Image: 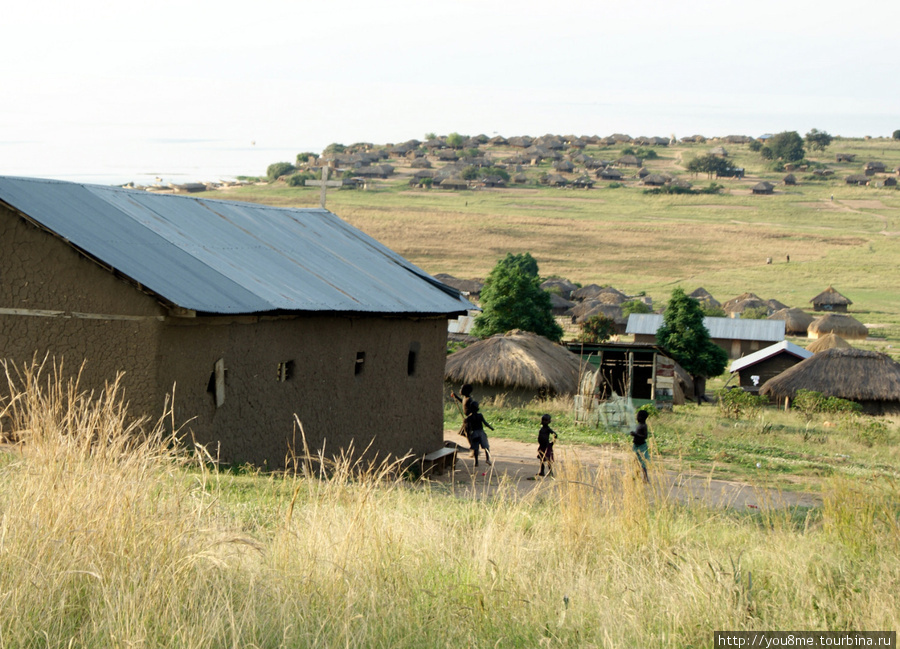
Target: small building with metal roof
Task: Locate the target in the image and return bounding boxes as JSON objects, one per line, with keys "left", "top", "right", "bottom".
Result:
{"left": 0, "top": 176, "right": 472, "bottom": 467}
{"left": 626, "top": 313, "right": 785, "bottom": 359}
{"left": 728, "top": 340, "right": 813, "bottom": 393}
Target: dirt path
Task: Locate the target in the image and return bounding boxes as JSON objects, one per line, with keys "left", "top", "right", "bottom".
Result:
{"left": 433, "top": 432, "right": 821, "bottom": 511}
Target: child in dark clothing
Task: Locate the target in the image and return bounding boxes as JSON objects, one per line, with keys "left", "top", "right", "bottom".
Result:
{"left": 536, "top": 414, "right": 557, "bottom": 477}
{"left": 466, "top": 401, "right": 494, "bottom": 467}
{"left": 629, "top": 409, "right": 650, "bottom": 483}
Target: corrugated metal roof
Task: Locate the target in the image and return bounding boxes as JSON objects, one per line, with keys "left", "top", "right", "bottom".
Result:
{"left": 729, "top": 340, "right": 812, "bottom": 373}
{"left": 0, "top": 176, "right": 473, "bottom": 316}
{"left": 627, "top": 313, "right": 785, "bottom": 341}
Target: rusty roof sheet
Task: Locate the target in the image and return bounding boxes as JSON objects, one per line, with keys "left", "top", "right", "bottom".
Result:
{"left": 627, "top": 314, "right": 785, "bottom": 341}
{"left": 0, "top": 176, "right": 472, "bottom": 316}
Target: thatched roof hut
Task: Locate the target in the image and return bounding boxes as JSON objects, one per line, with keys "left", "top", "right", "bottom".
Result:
{"left": 444, "top": 330, "right": 584, "bottom": 404}
{"left": 541, "top": 278, "right": 578, "bottom": 299}
{"left": 595, "top": 286, "right": 628, "bottom": 305}
{"left": 808, "top": 313, "right": 868, "bottom": 341}
{"left": 752, "top": 181, "right": 775, "bottom": 194}
{"left": 726, "top": 298, "right": 769, "bottom": 316}
{"left": 807, "top": 332, "right": 852, "bottom": 353}
{"left": 759, "top": 349, "right": 900, "bottom": 414}
{"left": 723, "top": 292, "right": 763, "bottom": 313}
{"left": 433, "top": 273, "right": 484, "bottom": 297}
{"left": 783, "top": 173, "right": 797, "bottom": 185}
{"left": 767, "top": 299, "right": 789, "bottom": 312}
{"left": 768, "top": 307, "right": 814, "bottom": 335}
{"left": 810, "top": 286, "right": 852, "bottom": 312}
{"left": 689, "top": 287, "right": 721, "bottom": 308}
{"left": 571, "top": 302, "right": 626, "bottom": 330}
{"left": 547, "top": 292, "right": 576, "bottom": 315}
{"left": 571, "top": 284, "right": 604, "bottom": 301}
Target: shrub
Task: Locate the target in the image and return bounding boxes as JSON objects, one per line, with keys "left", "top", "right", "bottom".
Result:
{"left": 893, "top": 129, "right": 900, "bottom": 140}
{"left": 740, "top": 306, "right": 769, "bottom": 320}
{"left": 286, "top": 172, "right": 316, "bottom": 187}
{"left": 295, "top": 152, "right": 319, "bottom": 165}
{"left": 749, "top": 140, "right": 763, "bottom": 152}
{"left": 716, "top": 387, "right": 768, "bottom": 419}
{"left": 266, "top": 162, "right": 296, "bottom": 181}
{"left": 793, "top": 389, "right": 860, "bottom": 422}
{"left": 621, "top": 299, "right": 651, "bottom": 317}
{"left": 578, "top": 314, "right": 616, "bottom": 343}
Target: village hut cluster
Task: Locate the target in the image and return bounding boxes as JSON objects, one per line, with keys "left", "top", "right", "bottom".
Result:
{"left": 442, "top": 278, "right": 900, "bottom": 418}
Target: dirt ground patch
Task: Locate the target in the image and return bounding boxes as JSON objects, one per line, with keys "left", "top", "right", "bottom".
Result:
{"left": 431, "top": 432, "right": 821, "bottom": 511}
{"left": 839, "top": 199, "right": 888, "bottom": 209}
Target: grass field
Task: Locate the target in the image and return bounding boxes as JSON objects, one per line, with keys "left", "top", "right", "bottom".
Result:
{"left": 219, "top": 136, "right": 900, "bottom": 345}
{"left": 1, "top": 369, "right": 898, "bottom": 647}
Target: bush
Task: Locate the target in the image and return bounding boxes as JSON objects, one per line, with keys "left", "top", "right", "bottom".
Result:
{"left": 793, "top": 389, "right": 860, "bottom": 422}
{"left": 577, "top": 314, "right": 616, "bottom": 343}
{"left": 295, "top": 152, "right": 319, "bottom": 165}
{"left": 701, "top": 304, "right": 727, "bottom": 317}
{"left": 740, "top": 306, "right": 770, "bottom": 320}
{"left": 286, "top": 172, "right": 316, "bottom": 187}
{"left": 266, "top": 162, "right": 296, "bottom": 181}
{"left": 893, "top": 130, "right": 900, "bottom": 140}
{"left": 749, "top": 140, "right": 763, "bottom": 152}
{"left": 716, "top": 387, "right": 768, "bottom": 419}
{"left": 621, "top": 299, "right": 651, "bottom": 317}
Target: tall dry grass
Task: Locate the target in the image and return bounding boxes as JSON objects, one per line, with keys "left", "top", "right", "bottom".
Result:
{"left": 0, "top": 360, "right": 897, "bottom": 648}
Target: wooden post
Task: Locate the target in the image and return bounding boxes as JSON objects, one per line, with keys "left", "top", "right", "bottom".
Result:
{"left": 304, "top": 162, "right": 343, "bottom": 209}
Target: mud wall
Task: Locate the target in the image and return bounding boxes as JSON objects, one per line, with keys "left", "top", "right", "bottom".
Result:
{"left": 158, "top": 315, "right": 448, "bottom": 467}
{"left": 0, "top": 206, "right": 164, "bottom": 419}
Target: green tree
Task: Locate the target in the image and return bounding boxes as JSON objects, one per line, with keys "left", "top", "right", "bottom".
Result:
{"left": 765, "top": 131, "right": 805, "bottom": 163}
{"left": 295, "top": 152, "right": 319, "bottom": 165}
{"left": 322, "top": 143, "right": 346, "bottom": 156}
{"left": 893, "top": 130, "right": 900, "bottom": 140}
{"left": 686, "top": 154, "right": 732, "bottom": 179}
{"left": 472, "top": 253, "right": 563, "bottom": 342}
{"left": 266, "top": 162, "right": 296, "bottom": 181}
{"left": 578, "top": 314, "right": 616, "bottom": 343}
{"left": 621, "top": 299, "right": 652, "bottom": 318}
{"left": 446, "top": 132, "right": 466, "bottom": 149}
{"left": 805, "top": 128, "right": 833, "bottom": 152}
{"left": 656, "top": 288, "right": 728, "bottom": 385}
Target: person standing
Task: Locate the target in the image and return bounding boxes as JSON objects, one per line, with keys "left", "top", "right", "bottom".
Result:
{"left": 465, "top": 400, "right": 494, "bottom": 467}
{"left": 536, "top": 414, "right": 557, "bottom": 477}
{"left": 629, "top": 409, "right": 651, "bottom": 483}
{"left": 450, "top": 383, "right": 475, "bottom": 439}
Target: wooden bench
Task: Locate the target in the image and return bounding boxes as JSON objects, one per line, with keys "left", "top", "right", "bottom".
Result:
{"left": 421, "top": 446, "right": 459, "bottom": 477}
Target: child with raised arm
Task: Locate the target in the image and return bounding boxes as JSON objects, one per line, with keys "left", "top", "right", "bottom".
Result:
{"left": 465, "top": 400, "right": 494, "bottom": 467}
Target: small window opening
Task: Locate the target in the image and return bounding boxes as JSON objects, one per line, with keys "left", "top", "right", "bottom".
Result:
{"left": 206, "top": 358, "right": 226, "bottom": 408}
{"left": 355, "top": 351, "right": 366, "bottom": 376}
{"left": 277, "top": 360, "right": 295, "bottom": 382}
{"left": 407, "top": 342, "right": 420, "bottom": 377}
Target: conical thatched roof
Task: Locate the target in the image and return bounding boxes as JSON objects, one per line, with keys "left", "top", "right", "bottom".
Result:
{"left": 807, "top": 332, "right": 852, "bottom": 353}
{"left": 573, "top": 303, "right": 625, "bottom": 325}
{"left": 767, "top": 299, "right": 789, "bottom": 312}
{"left": 689, "top": 287, "right": 721, "bottom": 308}
{"left": 444, "top": 330, "right": 582, "bottom": 394}
{"left": 433, "top": 273, "right": 484, "bottom": 296}
{"left": 810, "top": 285, "right": 852, "bottom": 307}
{"left": 760, "top": 348, "right": 900, "bottom": 403}
{"left": 571, "top": 284, "right": 604, "bottom": 301}
{"left": 768, "top": 307, "right": 814, "bottom": 335}
{"left": 541, "top": 278, "right": 578, "bottom": 298}
{"left": 727, "top": 298, "right": 769, "bottom": 315}
{"left": 723, "top": 292, "right": 763, "bottom": 312}
{"left": 595, "top": 286, "right": 628, "bottom": 305}
{"left": 808, "top": 313, "right": 868, "bottom": 340}
{"left": 567, "top": 298, "right": 602, "bottom": 318}
{"left": 547, "top": 292, "right": 575, "bottom": 310}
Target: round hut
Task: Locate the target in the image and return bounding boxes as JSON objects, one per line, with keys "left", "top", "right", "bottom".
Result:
{"left": 571, "top": 284, "right": 604, "bottom": 301}
{"left": 727, "top": 297, "right": 770, "bottom": 317}
{"left": 810, "top": 286, "right": 852, "bottom": 312}
{"left": 540, "top": 278, "right": 578, "bottom": 299}
{"left": 760, "top": 348, "right": 900, "bottom": 414}
{"left": 433, "top": 273, "right": 484, "bottom": 299}
{"left": 768, "top": 307, "right": 814, "bottom": 335}
{"left": 723, "top": 292, "right": 763, "bottom": 313}
{"left": 595, "top": 286, "right": 628, "bottom": 305}
{"left": 806, "top": 332, "right": 852, "bottom": 353}
{"left": 444, "top": 330, "right": 584, "bottom": 405}
{"left": 808, "top": 313, "right": 868, "bottom": 341}
{"left": 571, "top": 303, "right": 627, "bottom": 333}
{"left": 689, "top": 287, "right": 721, "bottom": 308}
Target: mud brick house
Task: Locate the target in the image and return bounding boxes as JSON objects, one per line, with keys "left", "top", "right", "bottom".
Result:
{"left": 0, "top": 176, "right": 471, "bottom": 467}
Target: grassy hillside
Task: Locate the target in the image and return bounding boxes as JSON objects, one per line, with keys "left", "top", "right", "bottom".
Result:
{"left": 219, "top": 136, "right": 900, "bottom": 353}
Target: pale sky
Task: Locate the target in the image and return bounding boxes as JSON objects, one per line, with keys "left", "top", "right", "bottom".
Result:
{"left": 2, "top": 0, "right": 898, "bottom": 183}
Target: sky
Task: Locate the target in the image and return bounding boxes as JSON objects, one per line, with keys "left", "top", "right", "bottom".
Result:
{"left": 2, "top": 0, "right": 898, "bottom": 185}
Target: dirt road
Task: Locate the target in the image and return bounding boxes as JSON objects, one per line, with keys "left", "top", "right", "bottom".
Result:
{"left": 434, "top": 432, "right": 821, "bottom": 511}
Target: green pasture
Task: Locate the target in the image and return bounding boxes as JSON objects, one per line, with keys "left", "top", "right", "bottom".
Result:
{"left": 220, "top": 137, "right": 900, "bottom": 343}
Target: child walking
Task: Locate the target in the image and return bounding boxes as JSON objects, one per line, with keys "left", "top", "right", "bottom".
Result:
{"left": 466, "top": 401, "right": 494, "bottom": 467}
{"left": 536, "top": 413, "right": 557, "bottom": 477}
{"left": 629, "top": 409, "right": 651, "bottom": 483}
